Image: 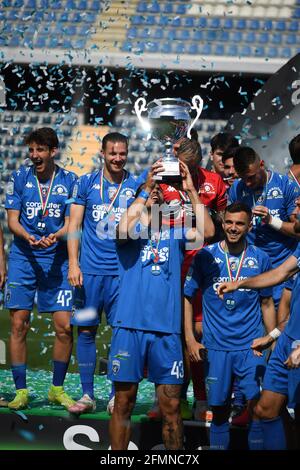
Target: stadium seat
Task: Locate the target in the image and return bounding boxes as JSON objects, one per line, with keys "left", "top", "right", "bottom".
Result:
{"left": 160, "top": 42, "right": 172, "bottom": 54}
{"left": 214, "top": 44, "right": 225, "bottom": 56}
{"left": 286, "top": 34, "right": 296, "bottom": 45}
{"left": 188, "top": 43, "right": 198, "bottom": 55}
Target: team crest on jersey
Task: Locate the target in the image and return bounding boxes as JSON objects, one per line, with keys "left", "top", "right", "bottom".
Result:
{"left": 6, "top": 181, "right": 14, "bottom": 195}
{"left": 52, "top": 184, "right": 68, "bottom": 196}
{"left": 120, "top": 187, "right": 135, "bottom": 200}
{"left": 112, "top": 359, "right": 120, "bottom": 375}
{"left": 108, "top": 186, "right": 117, "bottom": 200}
{"left": 200, "top": 182, "right": 215, "bottom": 194}
{"left": 244, "top": 257, "right": 258, "bottom": 269}
{"left": 267, "top": 187, "right": 283, "bottom": 199}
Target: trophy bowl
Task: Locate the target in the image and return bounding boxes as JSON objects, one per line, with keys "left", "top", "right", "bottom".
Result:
{"left": 135, "top": 96, "right": 203, "bottom": 184}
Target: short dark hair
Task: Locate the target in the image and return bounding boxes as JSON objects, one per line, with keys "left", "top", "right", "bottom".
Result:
{"left": 222, "top": 146, "right": 240, "bottom": 164}
{"left": 225, "top": 201, "right": 252, "bottom": 221}
{"left": 24, "top": 127, "right": 59, "bottom": 149}
{"left": 102, "top": 132, "right": 128, "bottom": 151}
{"left": 210, "top": 132, "right": 239, "bottom": 153}
{"left": 289, "top": 134, "right": 300, "bottom": 164}
{"left": 233, "top": 146, "right": 260, "bottom": 175}
{"left": 177, "top": 138, "right": 202, "bottom": 162}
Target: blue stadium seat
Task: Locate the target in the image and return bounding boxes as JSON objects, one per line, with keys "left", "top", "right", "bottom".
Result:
{"left": 65, "top": 25, "right": 77, "bottom": 36}
{"left": 236, "top": 19, "right": 246, "bottom": 30}
{"left": 163, "top": 3, "right": 173, "bottom": 14}
{"left": 286, "top": 34, "right": 296, "bottom": 45}
{"left": 26, "top": 0, "right": 36, "bottom": 7}
{"left": 240, "top": 45, "right": 251, "bottom": 57}
{"left": 227, "top": 44, "right": 238, "bottom": 56}
{"left": 219, "top": 31, "right": 229, "bottom": 42}
{"left": 249, "top": 19, "right": 259, "bottom": 30}
{"left": 145, "top": 16, "right": 155, "bottom": 25}
{"left": 171, "top": 17, "right": 181, "bottom": 27}
{"left": 45, "top": 11, "right": 56, "bottom": 21}
{"left": 289, "top": 21, "right": 298, "bottom": 31}
{"left": 174, "top": 42, "right": 185, "bottom": 54}
{"left": 193, "top": 30, "right": 203, "bottom": 41}
{"left": 137, "top": 2, "right": 147, "bottom": 13}
{"left": 258, "top": 32, "right": 269, "bottom": 44}
{"left": 271, "top": 33, "right": 282, "bottom": 44}
{"left": 223, "top": 18, "right": 233, "bottom": 29}
{"left": 263, "top": 20, "right": 273, "bottom": 31}
{"left": 153, "top": 28, "right": 163, "bottom": 39}
{"left": 254, "top": 46, "right": 265, "bottom": 57}
{"left": 128, "top": 27, "right": 137, "bottom": 39}
{"left": 176, "top": 4, "right": 186, "bottom": 14}
{"left": 148, "top": 2, "right": 160, "bottom": 13}
{"left": 8, "top": 36, "right": 19, "bottom": 47}
{"left": 281, "top": 47, "right": 292, "bottom": 58}
{"left": 197, "top": 18, "right": 207, "bottom": 28}
{"left": 178, "top": 30, "right": 190, "bottom": 41}
{"left": 122, "top": 40, "right": 132, "bottom": 52}
{"left": 245, "top": 32, "right": 256, "bottom": 43}
{"left": 35, "top": 36, "right": 46, "bottom": 48}
{"left": 74, "top": 39, "right": 86, "bottom": 49}
{"left": 201, "top": 44, "right": 212, "bottom": 55}
{"left": 158, "top": 16, "right": 169, "bottom": 26}
{"left": 160, "top": 42, "right": 172, "bottom": 53}
{"left": 90, "top": 0, "right": 100, "bottom": 11}
{"left": 145, "top": 42, "right": 159, "bottom": 53}
{"left": 66, "top": 0, "right": 76, "bottom": 8}
{"left": 267, "top": 46, "right": 278, "bottom": 58}
{"left": 205, "top": 30, "right": 217, "bottom": 41}
{"left": 188, "top": 43, "right": 198, "bottom": 54}
{"left": 183, "top": 17, "right": 194, "bottom": 28}
{"left": 293, "top": 8, "right": 300, "bottom": 18}
{"left": 275, "top": 21, "right": 286, "bottom": 31}
{"left": 78, "top": 0, "right": 87, "bottom": 9}
{"left": 214, "top": 44, "right": 225, "bottom": 56}
{"left": 131, "top": 15, "right": 143, "bottom": 25}
{"left": 52, "top": 1, "right": 62, "bottom": 8}
{"left": 232, "top": 31, "right": 242, "bottom": 42}
{"left": 60, "top": 12, "right": 70, "bottom": 22}
{"left": 209, "top": 18, "right": 220, "bottom": 29}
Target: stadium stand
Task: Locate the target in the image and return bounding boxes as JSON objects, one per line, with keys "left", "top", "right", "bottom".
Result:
{"left": 0, "top": 0, "right": 299, "bottom": 60}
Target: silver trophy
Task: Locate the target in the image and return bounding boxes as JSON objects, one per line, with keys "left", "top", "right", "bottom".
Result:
{"left": 134, "top": 95, "right": 203, "bottom": 183}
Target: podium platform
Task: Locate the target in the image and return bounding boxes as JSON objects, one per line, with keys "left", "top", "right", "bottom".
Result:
{"left": 0, "top": 370, "right": 248, "bottom": 450}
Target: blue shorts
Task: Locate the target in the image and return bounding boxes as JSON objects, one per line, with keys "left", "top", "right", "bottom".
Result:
{"left": 108, "top": 327, "right": 184, "bottom": 385}
{"left": 273, "top": 282, "right": 285, "bottom": 310}
{"left": 71, "top": 274, "right": 119, "bottom": 327}
{"left": 205, "top": 348, "right": 266, "bottom": 406}
{"left": 5, "top": 258, "right": 72, "bottom": 313}
{"left": 263, "top": 332, "right": 300, "bottom": 404}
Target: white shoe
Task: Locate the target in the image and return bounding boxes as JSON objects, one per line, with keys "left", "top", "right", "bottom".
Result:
{"left": 106, "top": 395, "right": 115, "bottom": 415}
{"left": 68, "top": 394, "right": 96, "bottom": 415}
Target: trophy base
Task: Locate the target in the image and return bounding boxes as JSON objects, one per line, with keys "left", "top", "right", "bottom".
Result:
{"left": 153, "top": 174, "right": 182, "bottom": 185}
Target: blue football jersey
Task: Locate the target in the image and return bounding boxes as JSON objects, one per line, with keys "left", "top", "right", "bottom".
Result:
{"left": 229, "top": 171, "right": 300, "bottom": 267}
{"left": 73, "top": 169, "right": 138, "bottom": 275}
{"left": 184, "top": 242, "right": 273, "bottom": 350}
{"left": 5, "top": 164, "right": 77, "bottom": 264}
{"left": 113, "top": 225, "right": 187, "bottom": 334}
{"left": 285, "top": 243, "right": 300, "bottom": 340}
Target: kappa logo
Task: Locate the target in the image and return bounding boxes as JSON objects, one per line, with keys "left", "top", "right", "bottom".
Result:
{"left": 214, "top": 257, "right": 223, "bottom": 264}
{"left": 167, "top": 186, "right": 177, "bottom": 192}
{"left": 25, "top": 182, "right": 34, "bottom": 189}
{"left": 92, "top": 184, "right": 100, "bottom": 190}
{"left": 112, "top": 359, "right": 120, "bottom": 375}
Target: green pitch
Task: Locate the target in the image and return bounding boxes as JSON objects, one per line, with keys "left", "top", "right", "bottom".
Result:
{"left": 0, "top": 306, "right": 111, "bottom": 373}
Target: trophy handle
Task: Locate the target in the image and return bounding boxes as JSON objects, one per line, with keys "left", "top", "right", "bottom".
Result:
{"left": 134, "top": 97, "right": 150, "bottom": 133}
{"left": 187, "top": 95, "right": 203, "bottom": 139}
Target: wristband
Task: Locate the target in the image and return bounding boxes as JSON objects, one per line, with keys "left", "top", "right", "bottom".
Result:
{"left": 269, "top": 217, "right": 283, "bottom": 231}
{"left": 138, "top": 189, "right": 150, "bottom": 201}
{"left": 269, "top": 328, "right": 281, "bottom": 340}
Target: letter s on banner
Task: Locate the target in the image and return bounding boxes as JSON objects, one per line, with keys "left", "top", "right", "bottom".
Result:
{"left": 63, "top": 425, "right": 99, "bottom": 450}
{"left": 291, "top": 80, "right": 300, "bottom": 106}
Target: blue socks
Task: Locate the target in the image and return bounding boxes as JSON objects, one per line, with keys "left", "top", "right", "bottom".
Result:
{"left": 210, "top": 422, "right": 230, "bottom": 450}
{"left": 53, "top": 360, "right": 69, "bottom": 387}
{"left": 261, "top": 416, "right": 286, "bottom": 450}
{"left": 232, "top": 379, "right": 245, "bottom": 407}
{"left": 11, "top": 364, "right": 27, "bottom": 390}
{"left": 77, "top": 330, "right": 96, "bottom": 399}
{"left": 248, "top": 420, "right": 264, "bottom": 450}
